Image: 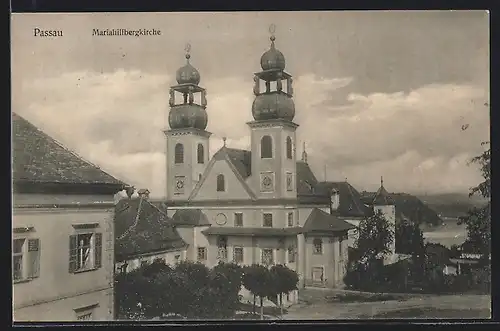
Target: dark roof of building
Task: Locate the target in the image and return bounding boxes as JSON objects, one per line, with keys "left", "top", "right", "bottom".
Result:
{"left": 12, "top": 113, "right": 125, "bottom": 187}
{"left": 303, "top": 208, "right": 356, "bottom": 233}
{"left": 114, "top": 198, "right": 187, "bottom": 261}
{"left": 224, "top": 148, "right": 252, "bottom": 179}
{"left": 171, "top": 209, "right": 211, "bottom": 227}
{"left": 360, "top": 192, "right": 442, "bottom": 226}
{"left": 296, "top": 160, "right": 319, "bottom": 195}
{"left": 315, "top": 181, "right": 371, "bottom": 218}
{"left": 372, "top": 184, "right": 394, "bottom": 206}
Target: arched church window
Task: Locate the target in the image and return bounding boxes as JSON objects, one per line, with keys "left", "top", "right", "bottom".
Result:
{"left": 261, "top": 135, "right": 273, "bottom": 159}
{"left": 286, "top": 136, "right": 293, "bottom": 159}
{"left": 175, "top": 143, "right": 184, "bottom": 164}
{"left": 217, "top": 174, "right": 225, "bottom": 192}
{"left": 197, "top": 144, "right": 204, "bottom": 164}
{"left": 313, "top": 238, "right": 323, "bottom": 255}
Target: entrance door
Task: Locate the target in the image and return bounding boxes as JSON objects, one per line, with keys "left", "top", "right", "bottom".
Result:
{"left": 311, "top": 267, "right": 324, "bottom": 285}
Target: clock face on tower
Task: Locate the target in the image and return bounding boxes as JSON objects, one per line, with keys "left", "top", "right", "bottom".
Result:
{"left": 174, "top": 176, "right": 186, "bottom": 194}
{"left": 260, "top": 172, "right": 274, "bottom": 192}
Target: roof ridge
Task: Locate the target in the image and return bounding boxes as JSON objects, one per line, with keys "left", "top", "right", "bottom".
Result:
{"left": 117, "top": 197, "right": 144, "bottom": 240}
{"left": 345, "top": 182, "right": 365, "bottom": 213}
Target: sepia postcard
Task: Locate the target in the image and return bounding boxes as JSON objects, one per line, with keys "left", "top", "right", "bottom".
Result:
{"left": 11, "top": 11, "right": 491, "bottom": 322}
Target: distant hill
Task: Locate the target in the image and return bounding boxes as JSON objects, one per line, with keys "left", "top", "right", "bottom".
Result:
{"left": 416, "top": 193, "right": 488, "bottom": 218}
{"left": 360, "top": 192, "right": 442, "bottom": 227}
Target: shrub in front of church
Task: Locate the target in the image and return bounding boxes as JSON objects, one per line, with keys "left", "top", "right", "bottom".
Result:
{"left": 242, "top": 264, "right": 275, "bottom": 319}
{"left": 115, "top": 260, "right": 243, "bottom": 319}
{"left": 269, "top": 264, "right": 299, "bottom": 317}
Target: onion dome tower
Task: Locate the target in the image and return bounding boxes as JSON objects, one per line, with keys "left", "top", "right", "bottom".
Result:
{"left": 251, "top": 24, "right": 295, "bottom": 121}
{"left": 248, "top": 25, "right": 298, "bottom": 200}
{"left": 168, "top": 43, "right": 208, "bottom": 130}
{"left": 165, "top": 44, "right": 211, "bottom": 201}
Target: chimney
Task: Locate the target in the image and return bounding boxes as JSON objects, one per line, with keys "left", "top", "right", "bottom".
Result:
{"left": 138, "top": 189, "right": 150, "bottom": 200}
{"left": 330, "top": 188, "right": 340, "bottom": 213}
{"left": 125, "top": 186, "right": 135, "bottom": 199}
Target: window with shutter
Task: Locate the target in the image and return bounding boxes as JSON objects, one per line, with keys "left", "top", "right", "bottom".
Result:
{"left": 69, "top": 232, "right": 102, "bottom": 273}
{"left": 13, "top": 238, "right": 26, "bottom": 282}
{"left": 27, "top": 239, "right": 40, "bottom": 279}
{"left": 94, "top": 233, "right": 102, "bottom": 269}
{"left": 69, "top": 235, "right": 78, "bottom": 273}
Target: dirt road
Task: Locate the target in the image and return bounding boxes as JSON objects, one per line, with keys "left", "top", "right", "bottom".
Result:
{"left": 282, "top": 292, "right": 491, "bottom": 320}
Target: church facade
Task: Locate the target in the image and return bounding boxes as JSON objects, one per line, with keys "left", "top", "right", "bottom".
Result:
{"left": 151, "top": 31, "right": 400, "bottom": 305}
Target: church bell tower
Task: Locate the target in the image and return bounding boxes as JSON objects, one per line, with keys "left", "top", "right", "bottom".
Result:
{"left": 165, "top": 44, "right": 211, "bottom": 200}
{"left": 248, "top": 25, "right": 298, "bottom": 199}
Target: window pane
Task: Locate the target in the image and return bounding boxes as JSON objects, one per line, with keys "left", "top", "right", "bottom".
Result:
{"left": 13, "top": 239, "right": 25, "bottom": 254}
{"left": 77, "top": 234, "right": 93, "bottom": 270}
{"left": 263, "top": 214, "right": 273, "bottom": 227}
{"left": 287, "top": 213, "right": 293, "bottom": 227}
{"left": 13, "top": 255, "right": 23, "bottom": 280}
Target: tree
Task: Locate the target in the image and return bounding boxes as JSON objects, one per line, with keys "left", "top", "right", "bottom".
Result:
{"left": 458, "top": 141, "right": 491, "bottom": 258}
{"left": 395, "top": 220, "right": 424, "bottom": 256}
{"left": 355, "top": 209, "right": 395, "bottom": 264}
{"left": 269, "top": 265, "right": 299, "bottom": 317}
{"left": 242, "top": 264, "right": 274, "bottom": 320}
{"left": 115, "top": 260, "right": 242, "bottom": 320}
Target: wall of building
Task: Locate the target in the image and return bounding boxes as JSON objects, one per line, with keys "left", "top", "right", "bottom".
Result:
{"left": 14, "top": 288, "right": 113, "bottom": 322}
{"left": 13, "top": 194, "right": 115, "bottom": 321}
{"left": 193, "top": 159, "right": 252, "bottom": 201}
{"left": 165, "top": 131, "right": 210, "bottom": 201}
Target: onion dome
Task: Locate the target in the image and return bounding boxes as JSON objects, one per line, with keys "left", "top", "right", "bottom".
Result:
{"left": 252, "top": 93, "right": 295, "bottom": 121}
{"left": 176, "top": 44, "right": 201, "bottom": 85}
{"left": 260, "top": 35, "right": 286, "bottom": 71}
{"left": 169, "top": 104, "right": 208, "bottom": 130}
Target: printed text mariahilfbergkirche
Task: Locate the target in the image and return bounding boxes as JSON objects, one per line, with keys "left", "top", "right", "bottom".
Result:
{"left": 92, "top": 28, "right": 161, "bottom": 37}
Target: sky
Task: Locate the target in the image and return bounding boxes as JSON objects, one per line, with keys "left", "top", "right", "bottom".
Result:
{"left": 11, "top": 11, "right": 490, "bottom": 198}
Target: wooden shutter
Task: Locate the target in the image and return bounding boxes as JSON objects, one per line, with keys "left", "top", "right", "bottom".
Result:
{"left": 27, "top": 239, "right": 40, "bottom": 278}
{"left": 94, "top": 233, "right": 102, "bottom": 269}
{"left": 69, "top": 235, "right": 78, "bottom": 273}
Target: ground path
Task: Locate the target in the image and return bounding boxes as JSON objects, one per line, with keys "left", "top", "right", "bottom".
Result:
{"left": 280, "top": 289, "right": 490, "bottom": 320}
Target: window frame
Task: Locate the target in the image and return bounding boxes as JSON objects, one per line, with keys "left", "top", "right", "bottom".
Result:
{"left": 234, "top": 213, "right": 243, "bottom": 227}
{"left": 287, "top": 212, "right": 294, "bottom": 227}
{"left": 69, "top": 228, "right": 102, "bottom": 274}
{"left": 197, "top": 143, "right": 205, "bottom": 164}
{"left": 262, "top": 213, "right": 273, "bottom": 228}
{"left": 12, "top": 238, "right": 26, "bottom": 282}
{"left": 216, "top": 174, "right": 226, "bottom": 192}
{"left": 287, "top": 246, "right": 296, "bottom": 263}
{"left": 174, "top": 143, "right": 184, "bottom": 164}
{"left": 197, "top": 247, "right": 207, "bottom": 261}
{"left": 74, "top": 303, "right": 99, "bottom": 321}
{"left": 261, "top": 248, "right": 274, "bottom": 266}
{"left": 260, "top": 135, "right": 273, "bottom": 159}
{"left": 12, "top": 234, "right": 40, "bottom": 283}
{"left": 313, "top": 238, "right": 323, "bottom": 255}
{"left": 233, "top": 246, "right": 244, "bottom": 264}
{"left": 286, "top": 136, "right": 293, "bottom": 159}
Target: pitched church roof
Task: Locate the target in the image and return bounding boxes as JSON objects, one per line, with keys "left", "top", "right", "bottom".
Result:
{"left": 114, "top": 197, "right": 187, "bottom": 261}
{"left": 171, "top": 209, "right": 211, "bottom": 227}
{"left": 211, "top": 146, "right": 321, "bottom": 197}
{"left": 303, "top": 208, "right": 356, "bottom": 233}
{"left": 296, "top": 160, "right": 319, "bottom": 195}
{"left": 315, "top": 181, "right": 371, "bottom": 217}
{"left": 12, "top": 113, "right": 125, "bottom": 187}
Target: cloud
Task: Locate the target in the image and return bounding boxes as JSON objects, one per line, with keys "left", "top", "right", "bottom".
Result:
{"left": 15, "top": 69, "right": 489, "bottom": 198}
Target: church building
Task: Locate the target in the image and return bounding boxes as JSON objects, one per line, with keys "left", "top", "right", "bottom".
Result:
{"left": 160, "top": 30, "right": 373, "bottom": 300}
